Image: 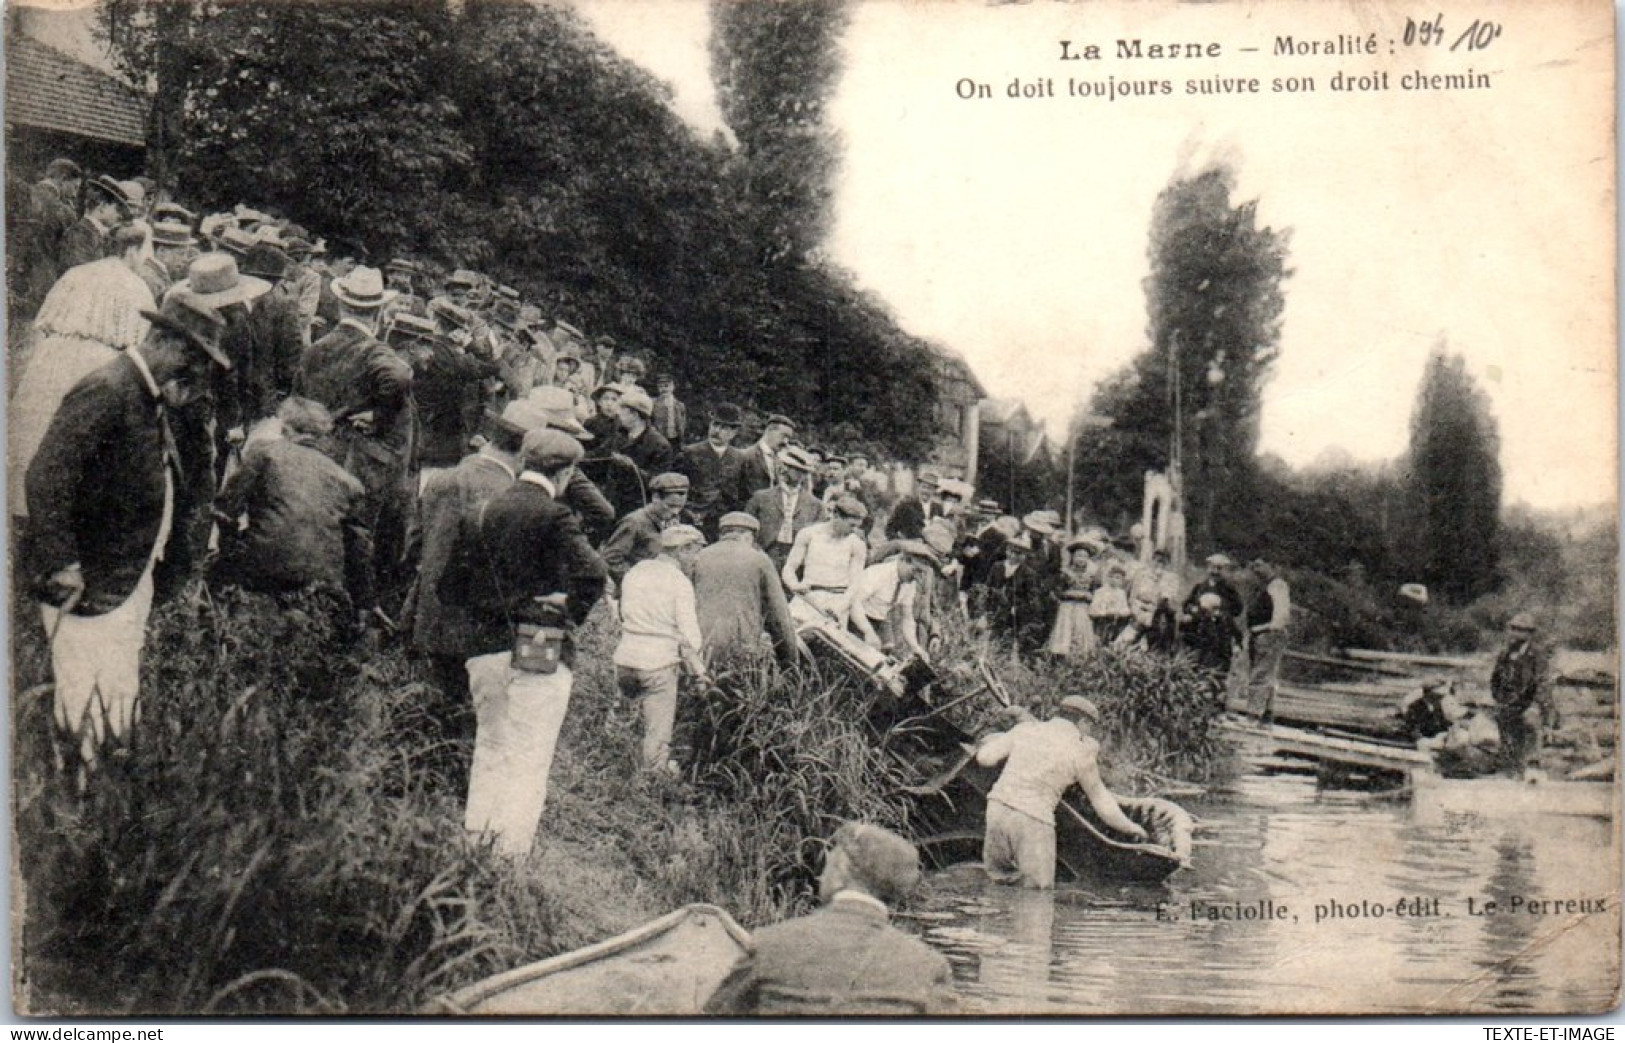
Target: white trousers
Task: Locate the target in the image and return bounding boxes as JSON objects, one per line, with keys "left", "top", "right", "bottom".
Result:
{"left": 463, "top": 652, "right": 573, "bottom": 857}
{"left": 41, "top": 569, "right": 155, "bottom": 763}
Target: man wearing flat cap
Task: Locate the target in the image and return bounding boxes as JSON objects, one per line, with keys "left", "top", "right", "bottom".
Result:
{"left": 735, "top": 413, "right": 795, "bottom": 506}
{"left": 614, "top": 524, "right": 711, "bottom": 775}
{"left": 692, "top": 512, "right": 801, "bottom": 668}
{"left": 1490, "top": 612, "right": 1556, "bottom": 775}
{"left": 745, "top": 445, "right": 821, "bottom": 573}
{"left": 850, "top": 541, "right": 939, "bottom": 663}
{"left": 612, "top": 384, "right": 673, "bottom": 478}
{"left": 705, "top": 822, "right": 956, "bottom": 1015}
{"left": 601, "top": 472, "right": 690, "bottom": 587}
{"left": 675, "top": 402, "right": 746, "bottom": 539}
{"left": 974, "top": 696, "right": 1147, "bottom": 889}
{"left": 25, "top": 291, "right": 230, "bottom": 765}
{"left": 445, "top": 428, "right": 606, "bottom": 856}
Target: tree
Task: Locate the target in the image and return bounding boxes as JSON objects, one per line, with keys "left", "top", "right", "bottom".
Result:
{"left": 710, "top": 0, "right": 850, "bottom": 267}
{"left": 1399, "top": 345, "right": 1503, "bottom": 603}
{"left": 1073, "top": 163, "right": 1291, "bottom": 551}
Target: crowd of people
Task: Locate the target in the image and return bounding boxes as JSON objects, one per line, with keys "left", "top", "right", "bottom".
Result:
{"left": 9, "top": 160, "right": 1302, "bottom": 844}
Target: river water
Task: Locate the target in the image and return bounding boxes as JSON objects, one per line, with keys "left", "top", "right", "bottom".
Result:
{"left": 907, "top": 769, "right": 1620, "bottom": 1015}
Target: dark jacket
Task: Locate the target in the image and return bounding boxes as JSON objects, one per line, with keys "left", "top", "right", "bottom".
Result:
{"left": 56, "top": 216, "right": 108, "bottom": 273}
{"left": 617, "top": 423, "right": 673, "bottom": 479}
{"left": 704, "top": 895, "right": 955, "bottom": 1016}
{"left": 297, "top": 321, "right": 415, "bottom": 453}
{"left": 735, "top": 442, "right": 778, "bottom": 507}
{"left": 676, "top": 440, "right": 746, "bottom": 527}
{"left": 246, "top": 286, "right": 307, "bottom": 421}
{"left": 1183, "top": 574, "right": 1244, "bottom": 621}
{"left": 600, "top": 505, "right": 669, "bottom": 586}
{"left": 692, "top": 537, "right": 799, "bottom": 666}
{"left": 213, "top": 436, "right": 373, "bottom": 606}
{"left": 886, "top": 495, "right": 926, "bottom": 540}
{"left": 745, "top": 484, "right": 821, "bottom": 549}
{"left": 408, "top": 339, "right": 496, "bottom": 468}
{"left": 442, "top": 476, "right": 606, "bottom": 657}
{"left": 558, "top": 468, "right": 616, "bottom": 546}
{"left": 405, "top": 453, "right": 515, "bottom": 657}
{"left": 24, "top": 354, "right": 200, "bottom": 613}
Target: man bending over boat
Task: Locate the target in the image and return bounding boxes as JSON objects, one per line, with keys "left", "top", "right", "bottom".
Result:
{"left": 704, "top": 822, "right": 956, "bottom": 1015}
{"left": 975, "top": 696, "right": 1147, "bottom": 889}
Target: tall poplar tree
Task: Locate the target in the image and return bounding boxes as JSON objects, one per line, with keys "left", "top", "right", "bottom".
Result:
{"left": 1400, "top": 345, "right": 1503, "bottom": 603}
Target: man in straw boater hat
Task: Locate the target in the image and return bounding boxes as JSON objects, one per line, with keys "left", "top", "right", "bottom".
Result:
{"left": 447, "top": 428, "right": 606, "bottom": 856}
{"left": 744, "top": 444, "right": 821, "bottom": 573}
{"left": 57, "top": 174, "right": 131, "bottom": 272}
{"left": 613, "top": 523, "right": 710, "bottom": 777}
{"left": 705, "top": 822, "right": 955, "bottom": 1015}
{"left": 297, "top": 265, "right": 414, "bottom": 613}
{"left": 404, "top": 397, "right": 552, "bottom": 796}
{"left": 166, "top": 252, "right": 273, "bottom": 477}
{"left": 691, "top": 511, "right": 801, "bottom": 669}
{"left": 973, "top": 696, "right": 1147, "bottom": 889}
{"left": 24, "top": 291, "right": 231, "bottom": 766}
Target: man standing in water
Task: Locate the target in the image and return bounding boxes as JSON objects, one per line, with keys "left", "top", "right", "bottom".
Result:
{"left": 1490, "top": 612, "right": 1557, "bottom": 775}
{"left": 975, "top": 696, "right": 1147, "bottom": 889}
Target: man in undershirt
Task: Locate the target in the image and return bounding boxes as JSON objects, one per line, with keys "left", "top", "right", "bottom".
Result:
{"left": 782, "top": 495, "right": 869, "bottom": 623}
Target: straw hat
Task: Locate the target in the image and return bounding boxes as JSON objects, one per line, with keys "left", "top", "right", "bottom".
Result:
{"left": 170, "top": 253, "right": 271, "bottom": 310}
{"left": 331, "top": 266, "right": 398, "bottom": 311}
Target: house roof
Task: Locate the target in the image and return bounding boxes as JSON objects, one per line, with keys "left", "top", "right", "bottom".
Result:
{"left": 6, "top": 36, "right": 145, "bottom": 147}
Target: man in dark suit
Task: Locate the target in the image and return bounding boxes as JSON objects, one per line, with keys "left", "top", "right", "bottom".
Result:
{"left": 17, "top": 158, "right": 81, "bottom": 313}
{"left": 601, "top": 472, "right": 689, "bottom": 586}
{"left": 745, "top": 446, "right": 822, "bottom": 572}
{"left": 449, "top": 428, "right": 606, "bottom": 857}
{"left": 705, "top": 822, "right": 956, "bottom": 1015}
{"left": 57, "top": 175, "right": 129, "bottom": 273}
{"left": 297, "top": 265, "right": 414, "bottom": 599}
{"left": 676, "top": 402, "right": 745, "bottom": 539}
{"left": 26, "top": 291, "right": 230, "bottom": 764}
{"left": 735, "top": 413, "right": 795, "bottom": 507}
{"left": 402, "top": 401, "right": 542, "bottom": 794}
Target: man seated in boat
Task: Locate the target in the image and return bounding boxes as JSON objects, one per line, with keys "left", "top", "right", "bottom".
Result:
{"left": 703, "top": 822, "right": 957, "bottom": 1016}
{"left": 974, "top": 696, "right": 1147, "bottom": 889}
{"left": 1402, "top": 683, "right": 1501, "bottom": 778}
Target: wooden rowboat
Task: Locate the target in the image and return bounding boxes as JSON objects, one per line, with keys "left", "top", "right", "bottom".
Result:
{"left": 427, "top": 904, "right": 751, "bottom": 1016}
{"left": 906, "top": 748, "right": 1195, "bottom": 884}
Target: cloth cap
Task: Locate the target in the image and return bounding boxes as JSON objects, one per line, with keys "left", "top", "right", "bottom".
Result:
{"left": 172, "top": 252, "right": 271, "bottom": 309}
{"left": 778, "top": 446, "right": 816, "bottom": 473}
{"left": 619, "top": 387, "right": 654, "bottom": 417}
{"left": 833, "top": 496, "right": 868, "bottom": 521}
{"left": 428, "top": 296, "right": 475, "bottom": 330}
{"left": 649, "top": 472, "right": 690, "bottom": 494}
{"left": 937, "top": 478, "right": 973, "bottom": 501}
{"left": 916, "top": 469, "right": 941, "bottom": 488}
{"left": 216, "top": 226, "right": 258, "bottom": 256}
{"left": 830, "top": 822, "right": 920, "bottom": 907}
{"left": 1205, "top": 553, "right": 1233, "bottom": 567}
{"left": 151, "top": 202, "right": 196, "bottom": 224}
{"left": 1508, "top": 612, "right": 1537, "bottom": 632}
{"left": 719, "top": 511, "right": 760, "bottom": 533}
{"left": 520, "top": 428, "right": 584, "bottom": 470}
{"left": 591, "top": 381, "right": 627, "bottom": 401}
{"left": 1398, "top": 582, "right": 1430, "bottom": 605}
{"left": 1058, "top": 695, "right": 1101, "bottom": 724}
{"left": 659, "top": 524, "right": 706, "bottom": 550}
{"left": 891, "top": 540, "right": 941, "bottom": 569}
{"left": 331, "top": 266, "right": 399, "bottom": 310}
{"left": 495, "top": 397, "right": 556, "bottom": 438}
{"left": 141, "top": 290, "right": 230, "bottom": 370}
{"left": 1023, "top": 511, "right": 1059, "bottom": 536}
{"left": 764, "top": 413, "right": 796, "bottom": 432}
{"left": 523, "top": 386, "right": 590, "bottom": 438}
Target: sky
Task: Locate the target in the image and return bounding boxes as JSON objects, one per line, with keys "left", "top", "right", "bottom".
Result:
{"left": 576, "top": 0, "right": 1616, "bottom": 510}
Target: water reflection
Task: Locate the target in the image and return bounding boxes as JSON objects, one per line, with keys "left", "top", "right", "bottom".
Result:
{"left": 914, "top": 771, "right": 1619, "bottom": 1014}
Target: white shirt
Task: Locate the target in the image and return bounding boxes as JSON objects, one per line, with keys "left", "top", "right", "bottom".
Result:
{"left": 976, "top": 718, "right": 1100, "bottom": 825}
{"left": 614, "top": 556, "right": 703, "bottom": 672}
{"left": 853, "top": 559, "right": 916, "bottom": 622}
{"left": 775, "top": 484, "right": 804, "bottom": 545}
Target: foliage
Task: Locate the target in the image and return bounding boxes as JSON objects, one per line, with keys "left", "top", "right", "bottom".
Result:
{"left": 15, "top": 586, "right": 553, "bottom": 1015}
{"left": 710, "top": 0, "right": 851, "bottom": 267}
{"left": 96, "top": 0, "right": 943, "bottom": 460}
{"left": 1075, "top": 162, "right": 1291, "bottom": 551}
{"left": 1398, "top": 345, "right": 1503, "bottom": 604}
